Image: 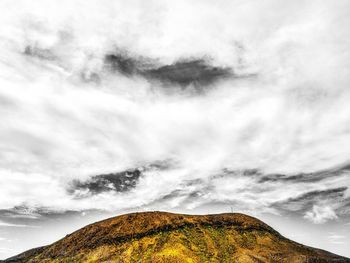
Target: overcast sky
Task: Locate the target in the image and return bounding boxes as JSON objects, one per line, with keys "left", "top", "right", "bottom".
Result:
{"left": 0, "top": 0, "right": 350, "bottom": 259}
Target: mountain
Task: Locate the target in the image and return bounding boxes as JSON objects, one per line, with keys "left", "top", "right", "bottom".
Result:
{"left": 3, "top": 212, "right": 349, "bottom": 263}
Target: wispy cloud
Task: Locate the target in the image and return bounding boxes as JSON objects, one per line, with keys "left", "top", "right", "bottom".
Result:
{"left": 0, "top": 221, "right": 39, "bottom": 228}
{"left": 328, "top": 233, "right": 347, "bottom": 245}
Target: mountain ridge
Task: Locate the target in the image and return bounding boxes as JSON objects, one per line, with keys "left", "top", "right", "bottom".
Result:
{"left": 3, "top": 211, "right": 350, "bottom": 263}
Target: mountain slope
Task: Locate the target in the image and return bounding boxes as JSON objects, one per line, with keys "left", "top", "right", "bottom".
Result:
{"left": 4, "top": 212, "right": 350, "bottom": 263}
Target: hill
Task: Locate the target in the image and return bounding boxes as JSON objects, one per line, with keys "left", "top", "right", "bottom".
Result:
{"left": 3, "top": 211, "right": 350, "bottom": 262}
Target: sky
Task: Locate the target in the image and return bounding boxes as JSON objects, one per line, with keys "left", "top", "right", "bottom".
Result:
{"left": 0, "top": 0, "right": 350, "bottom": 259}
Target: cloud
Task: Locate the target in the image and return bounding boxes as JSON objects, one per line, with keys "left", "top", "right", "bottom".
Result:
{"left": 304, "top": 205, "right": 338, "bottom": 224}
{"left": 70, "top": 168, "right": 142, "bottom": 197}
{"left": 104, "top": 52, "right": 234, "bottom": 88}
{"left": 0, "top": 221, "right": 35, "bottom": 228}
{"left": 0, "top": 0, "right": 349, "bottom": 221}
{"left": 328, "top": 233, "right": 347, "bottom": 245}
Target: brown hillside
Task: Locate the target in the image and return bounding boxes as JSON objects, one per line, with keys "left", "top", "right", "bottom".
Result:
{"left": 3, "top": 211, "right": 350, "bottom": 263}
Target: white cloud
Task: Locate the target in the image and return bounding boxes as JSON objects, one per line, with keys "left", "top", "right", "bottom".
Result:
{"left": 328, "top": 233, "right": 347, "bottom": 245}
{"left": 304, "top": 205, "right": 338, "bottom": 224}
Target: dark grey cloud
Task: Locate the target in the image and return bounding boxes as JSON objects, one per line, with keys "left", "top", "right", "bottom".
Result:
{"left": 275, "top": 187, "right": 347, "bottom": 213}
{"left": 105, "top": 53, "right": 142, "bottom": 76}
{"left": 259, "top": 163, "right": 350, "bottom": 183}
{"left": 104, "top": 52, "right": 232, "bottom": 87}
{"left": 69, "top": 169, "right": 142, "bottom": 196}
{"left": 68, "top": 160, "right": 174, "bottom": 197}
{"left": 144, "top": 59, "right": 232, "bottom": 86}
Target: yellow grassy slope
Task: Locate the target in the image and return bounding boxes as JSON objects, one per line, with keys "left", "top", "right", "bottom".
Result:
{"left": 6, "top": 212, "right": 350, "bottom": 263}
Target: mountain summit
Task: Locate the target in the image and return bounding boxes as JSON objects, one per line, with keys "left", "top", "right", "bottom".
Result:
{"left": 4, "top": 211, "right": 349, "bottom": 263}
